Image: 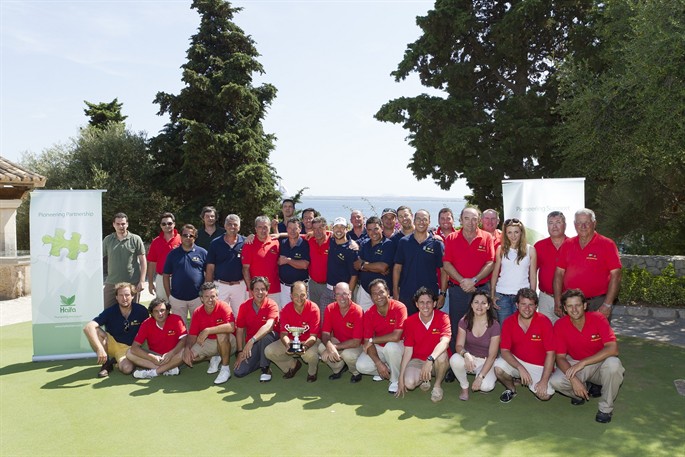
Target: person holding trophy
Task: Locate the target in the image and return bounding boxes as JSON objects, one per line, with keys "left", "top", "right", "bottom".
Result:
{"left": 265, "top": 281, "right": 321, "bottom": 382}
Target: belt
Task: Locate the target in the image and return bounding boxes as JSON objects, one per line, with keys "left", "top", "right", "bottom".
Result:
{"left": 585, "top": 294, "right": 606, "bottom": 301}
{"left": 217, "top": 280, "right": 242, "bottom": 285}
{"left": 281, "top": 279, "right": 309, "bottom": 287}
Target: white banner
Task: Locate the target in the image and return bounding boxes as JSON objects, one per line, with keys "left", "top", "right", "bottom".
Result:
{"left": 502, "top": 178, "right": 585, "bottom": 244}
{"left": 30, "top": 190, "right": 105, "bottom": 361}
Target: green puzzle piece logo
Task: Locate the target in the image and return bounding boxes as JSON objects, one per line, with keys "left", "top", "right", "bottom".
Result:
{"left": 42, "top": 229, "right": 89, "bottom": 260}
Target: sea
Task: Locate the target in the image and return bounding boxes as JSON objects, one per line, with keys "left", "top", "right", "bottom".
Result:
{"left": 297, "top": 196, "right": 467, "bottom": 225}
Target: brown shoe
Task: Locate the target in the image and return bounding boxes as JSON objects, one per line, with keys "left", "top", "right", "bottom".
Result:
{"left": 307, "top": 374, "right": 317, "bottom": 382}
{"left": 97, "top": 358, "right": 115, "bottom": 378}
{"left": 283, "top": 360, "right": 302, "bottom": 379}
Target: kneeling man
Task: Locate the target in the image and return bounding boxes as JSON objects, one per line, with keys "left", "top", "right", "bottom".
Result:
{"left": 265, "top": 281, "right": 321, "bottom": 382}
{"left": 126, "top": 298, "right": 187, "bottom": 378}
{"left": 83, "top": 282, "right": 148, "bottom": 377}
{"left": 318, "top": 282, "right": 364, "bottom": 382}
{"left": 550, "top": 289, "right": 624, "bottom": 423}
{"left": 494, "top": 288, "right": 556, "bottom": 402}
{"left": 396, "top": 287, "right": 451, "bottom": 402}
{"left": 356, "top": 279, "right": 408, "bottom": 394}
{"left": 182, "top": 282, "right": 236, "bottom": 384}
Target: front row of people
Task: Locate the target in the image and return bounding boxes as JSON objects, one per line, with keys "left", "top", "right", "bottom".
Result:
{"left": 85, "top": 279, "right": 624, "bottom": 424}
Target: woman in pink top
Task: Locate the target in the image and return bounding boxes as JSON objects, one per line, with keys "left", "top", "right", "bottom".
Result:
{"left": 449, "top": 292, "right": 501, "bottom": 400}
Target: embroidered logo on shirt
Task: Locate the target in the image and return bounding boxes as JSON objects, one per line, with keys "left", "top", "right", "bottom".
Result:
{"left": 530, "top": 334, "right": 542, "bottom": 342}
{"left": 424, "top": 246, "right": 434, "bottom": 254}
{"left": 591, "top": 333, "right": 602, "bottom": 341}
{"left": 586, "top": 253, "right": 598, "bottom": 261}
{"left": 389, "top": 319, "right": 396, "bottom": 324}
{"left": 374, "top": 248, "right": 384, "bottom": 255}
{"left": 167, "top": 330, "right": 177, "bottom": 336}
{"left": 477, "top": 245, "right": 486, "bottom": 252}
{"left": 191, "top": 255, "right": 203, "bottom": 263}
{"left": 346, "top": 322, "right": 354, "bottom": 328}
{"left": 337, "top": 253, "right": 346, "bottom": 261}
{"left": 431, "top": 328, "right": 441, "bottom": 334}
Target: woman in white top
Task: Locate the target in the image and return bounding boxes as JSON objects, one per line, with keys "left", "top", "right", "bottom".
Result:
{"left": 449, "top": 292, "right": 501, "bottom": 401}
{"left": 490, "top": 218, "right": 537, "bottom": 323}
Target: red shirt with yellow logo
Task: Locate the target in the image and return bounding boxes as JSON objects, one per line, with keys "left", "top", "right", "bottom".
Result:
{"left": 363, "top": 299, "right": 407, "bottom": 346}
{"left": 134, "top": 314, "right": 187, "bottom": 354}
{"left": 322, "top": 301, "right": 364, "bottom": 342}
{"left": 403, "top": 310, "right": 451, "bottom": 360}
{"left": 500, "top": 311, "right": 555, "bottom": 366}
{"left": 554, "top": 311, "right": 616, "bottom": 360}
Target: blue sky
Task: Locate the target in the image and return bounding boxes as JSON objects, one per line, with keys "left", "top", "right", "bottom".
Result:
{"left": 1, "top": 0, "right": 469, "bottom": 198}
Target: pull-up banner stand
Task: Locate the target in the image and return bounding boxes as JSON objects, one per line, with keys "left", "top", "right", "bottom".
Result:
{"left": 30, "top": 190, "right": 105, "bottom": 361}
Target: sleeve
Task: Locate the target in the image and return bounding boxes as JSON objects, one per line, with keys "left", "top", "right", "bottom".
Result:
{"left": 188, "top": 310, "right": 200, "bottom": 336}
{"left": 206, "top": 241, "right": 217, "bottom": 265}
{"left": 135, "top": 235, "right": 145, "bottom": 256}
{"left": 491, "top": 320, "right": 502, "bottom": 337}
{"left": 499, "top": 319, "right": 512, "bottom": 351}
{"left": 403, "top": 318, "right": 415, "bottom": 347}
{"left": 301, "top": 240, "right": 311, "bottom": 261}
{"left": 134, "top": 319, "right": 149, "bottom": 345}
{"left": 604, "top": 238, "right": 622, "bottom": 271}
{"left": 352, "top": 308, "right": 364, "bottom": 340}
{"left": 439, "top": 313, "right": 451, "bottom": 339}
{"left": 147, "top": 239, "right": 159, "bottom": 262}
{"left": 554, "top": 320, "right": 568, "bottom": 354}
{"left": 542, "top": 318, "right": 556, "bottom": 353}
{"left": 241, "top": 243, "right": 252, "bottom": 265}
{"left": 381, "top": 240, "right": 396, "bottom": 264}
{"left": 266, "top": 301, "right": 280, "bottom": 320}
{"left": 224, "top": 304, "right": 235, "bottom": 325}
{"left": 309, "top": 304, "right": 321, "bottom": 337}
{"left": 235, "top": 303, "right": 246, "bottom": 329}
{"left": 92, "top": 307, "right": 110, "bottom": 327}
{"left": 163, "top": 250, "right": 174, "bottom": 275}
{"left": 322, "top": 305, "right": 334, "bottom": 334}
{"left": 435, "top": 239, "right": 445, "bottom": 268}
{"left": 394, "top": 238, "right": 406, "bottom": 265}
{"left": 177, "top": 315, "right": 188, "bottom": 337}
{"left": 457, "top": 317, "right": 467, "bottom": 333}
{"left": 395, "top": 303, "right": 408, "bottom": 330}
{"left": 596, "top": 313, "right": 617, "bottom": 343}
{"left": 557, "top": 240, "right": 571, "bottom": 269}
{"left": 484, "top": 234, "right": 495, "bottom": 262}
{"left": 346, "top": 247, "right": 359, "bottom": 277}
{"left": 363, "top": 310, "right": 374, "bottom": 339}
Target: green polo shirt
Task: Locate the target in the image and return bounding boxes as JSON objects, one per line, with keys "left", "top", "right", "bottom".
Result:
{"left": 102, "top": 231, "right": 145, "bottom": 284}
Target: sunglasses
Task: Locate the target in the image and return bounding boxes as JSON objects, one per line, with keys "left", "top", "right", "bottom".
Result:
{"left": 182, "top": 233, "right": 196, "bottom": 239}
{"left": 504, "top": 218, "right": 521, "bottom": 225}
{"left": 161, "top": 222, "right": 174, "bottom": 226}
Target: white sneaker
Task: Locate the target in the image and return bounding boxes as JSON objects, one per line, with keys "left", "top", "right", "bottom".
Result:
{"left": 372, "top": 375, "right": 383, "bottom": 382}
{"left": 133, "top": 369, "right": 157, "bottom": 379}
{"left": 207, "top": 355, "right": 221, "bottom": 374}
{"left": 214, "top": 365, "right": 231, "bottom": 384}
{"left": 163, "top": 367, "right": 179, "bottom": 376}
{"left": 388, "top": 381, "right": 399, "bottom": 394}
{"left": 259, "top": 367, "right": 272, "bottom": 382}
{"left": 420, "top": 381, "right": 431, "bottom": 392}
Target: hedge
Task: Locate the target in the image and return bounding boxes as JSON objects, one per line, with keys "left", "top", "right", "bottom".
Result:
{"left": 619, "top": 263, "right": 685, "bottom": 308}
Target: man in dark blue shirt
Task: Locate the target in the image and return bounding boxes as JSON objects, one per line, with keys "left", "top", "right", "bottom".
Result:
{"left": 278, "top": 217, "right": 311, "bottom": 305}
{"left": 206, "top": 214, "right": 247, "bottom": 316}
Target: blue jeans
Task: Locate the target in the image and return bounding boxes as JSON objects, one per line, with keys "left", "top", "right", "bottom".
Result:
{"left": 495, "top": 293, "right": 517, "bottom": 323}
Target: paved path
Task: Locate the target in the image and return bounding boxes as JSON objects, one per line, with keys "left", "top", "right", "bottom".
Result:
{"left": 1, "top": 295, "right": 683, "bottom": 348}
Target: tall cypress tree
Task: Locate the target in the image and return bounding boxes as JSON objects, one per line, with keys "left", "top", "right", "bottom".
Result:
{"left": 151, "top": 0, "right": 279, "bottom": 225}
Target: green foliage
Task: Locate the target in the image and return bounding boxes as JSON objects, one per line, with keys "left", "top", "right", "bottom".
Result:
{"left": 150, "top": 0, "right": 280, "bottom": 227}
{"left": 619, "top": 264, "right": 685, "bottom": 308}
{"left": 555, "top": 0, "right": 685, "bottom": 254}
{"left": 376, "top": 0, "right": 595, "bottom": 210}
{"left": 17, "top": 123, "right": 172, "bottom": 249}
{"left": 83, "top": 98, "right": 127, "bottom": 128}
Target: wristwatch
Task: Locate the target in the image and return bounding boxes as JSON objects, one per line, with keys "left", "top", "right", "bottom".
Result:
{"left": 369, "top": 337, "right": 374, "bottom": 344}
{"left": 427, "top": 355, "right": 435, "bottom": 362}
{"left": 438, "top": 291, "right": 446, "bottom": 297}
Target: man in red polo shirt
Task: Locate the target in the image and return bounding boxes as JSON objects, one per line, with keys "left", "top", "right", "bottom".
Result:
{"left": 264, "top": 281, "right": 321, "bottom": 382}
{"left": 356, "top": 279, "right": 408, "bottom": 394}
{"left": 318, "top": 282, "right": 364, "bottom": 382}
{"left": 182, "top": 282, "right": 236, "bottom": 384}
{"left": 482, "top": 209, "right": 503, "bottom": 250}
{"left": 307, "top": 216, "right": 330, "bottom": 308}
{"left": 534, "top": 210, "right": 568, "bottom": 324}
{"left": 127, "top": 298, "right": 187, "bottom": 379}
{"left": 146, "top": 212, "right": 181, "bottom": 300}
{"left": 442, "top": 206, "right": 495, "bottom": 352}
{"left": 396, "top": 287, "right": 451, "bottom": 402}
{"left": 554, "top": 208, "right": 622, "bottom": 320}
{"left": 550, "top": 289, "right": 624, "bottom": 423}
{"left": 494, "top": 288, "right": 556, "bottom": 402}
{"left": 242, "top": 215, "right": 281, "bottom": 307}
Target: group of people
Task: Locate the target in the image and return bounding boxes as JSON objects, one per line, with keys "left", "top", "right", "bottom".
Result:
{"left": 89, "top": 202, "right": 625, "bottom": 423}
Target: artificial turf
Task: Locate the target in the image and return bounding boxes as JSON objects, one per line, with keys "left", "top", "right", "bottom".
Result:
{"left": 1, "top": 322, "right": 683, "bottom": 456}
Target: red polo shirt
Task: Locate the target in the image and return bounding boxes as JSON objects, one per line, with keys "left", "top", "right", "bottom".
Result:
{"left": 307, "top": 235, "right": 330, "bottom": 283}
{"left": 279, "top": 299, "right": 321, "bottom": 340}
{"left": 322, "top": 301, "right": 364, "bottom": 342}
{"left": 362, "top": 299, "right": 407, "bottom": 346}
{"left": 500, "top": 311, "right": 555, "bottom": 366}
{"left": 134, "top": 314, "right": 187, "bottom": 354}
{"left": 558, "top": 233, "right": 621, "bottom": 298}
{"left": 534, "top": 236, "right": 567, "bottom": 295}
{"left": 403, "top": 310, "right": 451, "bottom": 360}
{"left": 443, "top": 228, "right": 495, "bottom": 286}
{"left": 189, "top": 300, "right": 234, "bottom": 340}
{"left": 147, "top": 230, "right": 182, "bottom": 274}
{"left": 242, "top": 237, "right": 281, "bottom": 294}
{"left": 236, "top": 298, "right": 279, "bottom": 341}
{"left": 554, "top": 311, "right": 616, "bottom": 361}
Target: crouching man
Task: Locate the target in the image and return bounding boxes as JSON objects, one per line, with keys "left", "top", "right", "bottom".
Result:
{"left": 550, "top": 289, "right": 625, "bottom": 424}
{"left": 126, "top": 298, "right": 187, "bottom": 379}
{"left": 182, "top": 282, "right": 236, "bottom": 384}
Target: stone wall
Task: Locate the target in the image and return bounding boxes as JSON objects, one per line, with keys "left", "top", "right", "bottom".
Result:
{"left": 0, "top": 258, "right": 31, "bottom": 299}
{"left": 620, "top": 255, "right": 685, "bottom": 277}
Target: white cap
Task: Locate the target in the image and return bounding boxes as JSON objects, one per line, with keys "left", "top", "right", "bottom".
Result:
{"left": 333, "top": 217, "right": 347, "bottom": 227}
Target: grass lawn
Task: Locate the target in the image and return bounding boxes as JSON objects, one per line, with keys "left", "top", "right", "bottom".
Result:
{"left": 1, "top": 322, "right": 683, "bottom": 457}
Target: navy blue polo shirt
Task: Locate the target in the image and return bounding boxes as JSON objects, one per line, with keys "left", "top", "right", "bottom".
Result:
{"left": 347, "top": 228, "right": 369, "bottom": 243}
{"left": 92, "top": 303, "right": 149, "bottom": 345}
{"left": 394, "top": 234, "right": 444, "bottom": 313}
{"left": 358, "top": 237, "right": 395, "bottom": 293}
{"left": 206, "top": 235, "right": 245, "bottom": 282}
{"left": 164, "top": 245, "right": 207, "bottom": 300}
{"left": 279, "top": 237, "right": 311, "bottom": 285}
{"left": 326, "top": 239, "right": 359, "bottom": 286}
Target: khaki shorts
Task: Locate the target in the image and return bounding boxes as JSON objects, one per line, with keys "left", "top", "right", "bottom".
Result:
{"left": 106, "top": 333, "right": 131, "bottom": 362}
{"left": 191, "top": 334, "right": 237, "bottom": 359}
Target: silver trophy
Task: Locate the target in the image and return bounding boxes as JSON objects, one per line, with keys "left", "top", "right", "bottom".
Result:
{"left": 284, "top": 324, "right": 310, "bottom": 354}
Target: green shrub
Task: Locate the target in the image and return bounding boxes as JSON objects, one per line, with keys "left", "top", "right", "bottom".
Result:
{"left": 619, "top": 263, "right": 685, "bottom": 308}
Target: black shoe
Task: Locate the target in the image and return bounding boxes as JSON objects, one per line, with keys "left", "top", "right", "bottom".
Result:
{"left": 328, "top": 364, "right": 349, "bottom": 380}
{"left": 306, "top": 374, "right": 317, "bottom": 382}
{"left": 587, "top": 382, "right": 602, "bottom": 398}
{"left": 571, "top": 397, "right": 586, "bottom": 406}
{"left": 97, "top": 358, "right": 116, "bottom": 378}
{"left": 595, "top": 411, "right": 612, "bottom": 423}
{"left": 499, "top": 389, "right": 517, "bottom": 403}
{"left": 350, "top": 373, "right": 362, "bottom": 383}
{"left": 444, "top": 368, "right": 456, "bottom": 383}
